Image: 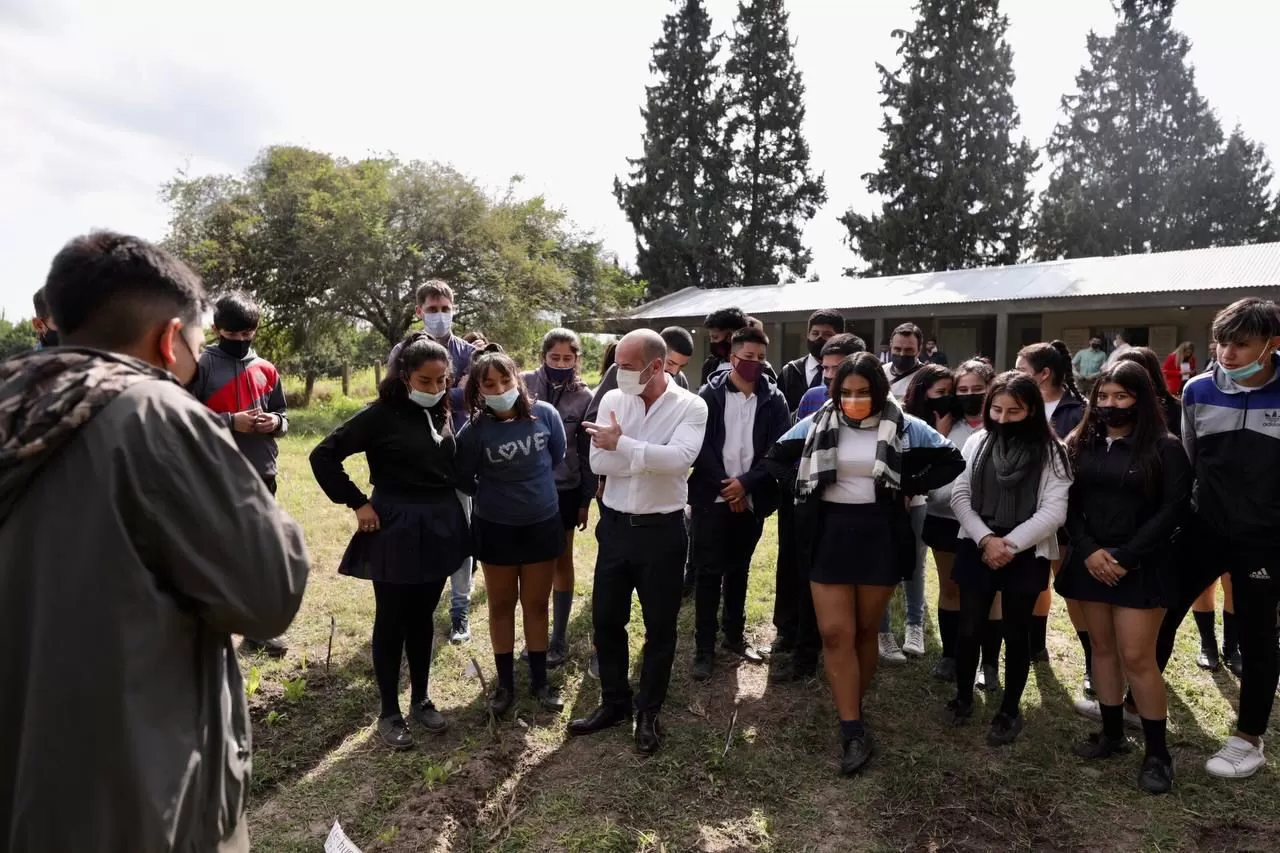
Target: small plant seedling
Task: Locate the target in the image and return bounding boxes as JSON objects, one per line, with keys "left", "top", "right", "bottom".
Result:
{"left": 421, "top": 759, "right": 453, "bottom": 791}
{"left": 298, "top": 650, "right": 308, "bottom": 672}
{"left": 265, "top": 710, "right": 283, "bottom": 727}
{"left": 377, "top": 825, "right": 400, "bottom": 843}
{"left": 282, "top": 677, "right": 307, "bottom": 702}
{"left": 245, "top": 667, "right": 261, "bottom": 697}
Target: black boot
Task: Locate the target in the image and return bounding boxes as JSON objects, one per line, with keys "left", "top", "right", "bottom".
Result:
{"left": 567, "top": 703, "right": 631, "bottom": 737}
{"left": 634, "top": 711, "right": 663, "bottom": 755}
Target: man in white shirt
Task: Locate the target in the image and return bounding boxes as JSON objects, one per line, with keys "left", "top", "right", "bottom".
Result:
{"left": 571, "top": 329, "right": 708, "bottom": 755}
{"left": 883, "top": 322, "right": 925, "bottom": 398}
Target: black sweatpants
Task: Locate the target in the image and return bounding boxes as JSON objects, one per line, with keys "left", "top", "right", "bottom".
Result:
{"left": 592, "top": 507, "right": 687, "bottom": 715}
{"left": 956, "top": 585, "right": 1039, "bottom": 715}
{"left": 371, "top": 579, "right": 447, "bottom": 718}
{"left": 1230, "top": 568, "right": 1280, "bottom": 737}
{"left": 772, "top": 498, "right": 800, "bottom": 642}
{"left": 692, "top": 504, "right": 764, "bottom": 651}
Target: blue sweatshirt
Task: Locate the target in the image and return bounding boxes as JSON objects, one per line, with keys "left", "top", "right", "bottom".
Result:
{"left": 455, "top": 399, "right": 566, "bottom": 525}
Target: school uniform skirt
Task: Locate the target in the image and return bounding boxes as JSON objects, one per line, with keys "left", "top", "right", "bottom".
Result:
{"left": 473, "top": 513, "right": 566, "bottom": 566}
{"left": 1055, "top": 545, "right": 1173, "bottom": 610}
{"left": 810, "top": 502, "right": 900, "bottom": 587}
{"left": 952, "top": 525, "right": 1050, "bottom": 596}
{"left": 338, "top": 489, "right": 470, "bottom": 585}
{"left": 921, "top": 514, "right": 961, "bottom": 554}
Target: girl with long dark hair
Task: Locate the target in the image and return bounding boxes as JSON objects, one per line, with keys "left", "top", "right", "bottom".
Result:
{"left": 765, "top": 352, "right": 964, "bottom": 775}
{"left": 458, "top": 351, "right": 567, "bottom": 716}
{"left": 946, "top": 371, "right": 1072, "bottom": 746}
{"left": 310, "top": 333, "right": 469, "bottom": 749}
{"left": 1058, "top": 361, "right": 1191, "bottom": 793}
{"left": 1116, "top": 347, "right": 1182, "bottom": 439}
{"left": 521, "top": 329, "right": 594, "bottom": 668}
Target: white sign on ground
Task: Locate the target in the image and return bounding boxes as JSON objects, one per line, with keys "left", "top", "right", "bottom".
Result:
{"left": 325, "top": 821, "right": 364, "bottom": 853}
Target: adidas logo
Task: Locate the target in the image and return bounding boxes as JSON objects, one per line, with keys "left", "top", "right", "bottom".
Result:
{"left": 1249, "top": 568, "right": 1272, "bottom": 581}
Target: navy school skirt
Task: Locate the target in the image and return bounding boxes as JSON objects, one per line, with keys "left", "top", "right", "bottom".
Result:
{"left": 951, "top": 525, "right": 1050, "bottom": 596}
{"left": 810, "top": 502, "right": 901, "bottom": 587}
{"left": 921, "top": 514, "right": 961, "bottom": 554}
{"left": 338, "top": 489, "right": 470, "bottom": 585}
{"left": 473, "top": 513, "right": 566, "bottom": 566}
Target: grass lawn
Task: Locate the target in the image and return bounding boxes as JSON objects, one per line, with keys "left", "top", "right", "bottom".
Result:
{"left": 246, "top": 432, "right": 1278, "bottom": 853}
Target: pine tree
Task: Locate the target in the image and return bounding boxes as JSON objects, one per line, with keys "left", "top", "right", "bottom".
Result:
{"left": 1032, "top": 0, "right": 1275, "bottom": 258}
{"left": 614, "top": 0, "right": 733, "bottom": 295}
{"left": 723, "top": 0, "right": 826, "bottom": 286}
{"left": 841, "top": 0, "right": 1037, "bottom": 277}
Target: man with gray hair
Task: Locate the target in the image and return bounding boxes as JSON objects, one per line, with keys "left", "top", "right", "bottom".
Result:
{"left": 570, "top": 329, "right": 708, "bottom": 755}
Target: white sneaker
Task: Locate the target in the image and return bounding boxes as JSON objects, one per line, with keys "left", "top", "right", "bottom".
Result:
{"left": 903, "top": 624, "right": 926, "bottom": 657}
{"left": 1205, "top": 736, "right": 1266, "bottom": 779}
{"left": 1072, "top": 698, "right": 1142, "bottom": 730}
{"left": 879, "top": 633, "right": 907, "bottom": 662}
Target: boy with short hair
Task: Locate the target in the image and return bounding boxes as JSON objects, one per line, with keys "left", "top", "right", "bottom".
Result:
{"left": 191, "top": 290, "right": 291, "bottom": 658}
{"left": 1181, "top": 297, "right": 1280, "bottom": 779}
{"left": 779, "top": 309, "right": 846, "bottom": 411}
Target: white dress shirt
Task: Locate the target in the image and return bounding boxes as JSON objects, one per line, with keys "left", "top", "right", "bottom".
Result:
{"left": 591, "top": 376, "right": 709, "bottom": 515}
{"left": 718, "top": 389, "right": 758, "bottom": 504}
{"left": 804, "top": 354, "right": 821, "bottom": 387}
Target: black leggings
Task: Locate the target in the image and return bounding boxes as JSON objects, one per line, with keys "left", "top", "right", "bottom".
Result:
{"left": 956, "top": 585, "right": 1039, "bottom": 714}
{"left": 372, "top": 579, "right": 446, "bottom": 719}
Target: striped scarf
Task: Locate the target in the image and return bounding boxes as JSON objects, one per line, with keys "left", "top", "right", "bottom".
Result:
{"left": 795, "top": 396, "right": 905, "bottom": 501}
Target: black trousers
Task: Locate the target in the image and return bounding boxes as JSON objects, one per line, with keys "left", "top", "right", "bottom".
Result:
{"left": 692, "top": 504, "right": 764, "bottom": 651}
{"left": 772, "top": 498, "right": 799, "bottom": 640}
{"left": 592, "top": 507, "right": 688, "bottom": 714}
{"left": 371, "top": 579, "right": 447, "bottom": 717}
{"left": 261, "top": 473, "right": 278, "bottom": 496}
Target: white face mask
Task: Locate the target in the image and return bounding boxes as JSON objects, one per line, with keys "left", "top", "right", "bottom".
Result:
{"left": 616, "top": 363, "right": 654, "bottom": 396}
{"left": 408, "top": 388, "right": 445, "bottom": 409}
{"left": 423, "top": 312, "right": 453, "bottom": 337}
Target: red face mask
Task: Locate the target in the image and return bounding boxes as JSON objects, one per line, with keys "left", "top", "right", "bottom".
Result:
{"left": 733, "top": 358, "right": 764, "bottom": 384}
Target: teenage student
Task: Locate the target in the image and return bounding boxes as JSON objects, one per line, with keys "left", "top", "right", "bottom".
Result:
{"left": 522, "top": 329, "right": 595, "bottom": 668}
{"left": 1017, "top": 341, "right": 1090, "bottom": 689}
{"left": 689, "top": 326, "right": 790, "bottom": 679}
{"left": 921, "top": 359, "right": 1002, "bottom": 689}
{"left": 1116, "top": 348, "right": 1182, "bottom": 438}
{"left": 1058, "top": 361, "right": 1191, "bottom": 794}
{"left": 793, "top": 334, "right": 869, "bottom": 422}
{"left": 945, "top": 371, "right": 1072, "bottom": 746}
{"left": 1182, "top": 298, "right": 1280, "bottom": 779}
{"left": 779, "top": 309, "right": 846, "bottom": 412}
{"left": 765, "top": 352, "right": 963, "bottom": 775}
{"left": 457, "top": 352, "right": 568, "bottom": 716}
{"left": 311, "top": 333, "right": 468, "bottom": 748}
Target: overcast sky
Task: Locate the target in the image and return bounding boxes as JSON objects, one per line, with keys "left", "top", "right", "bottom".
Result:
{"left": 1, "top": 0, "right": 1273, "bottom": 318}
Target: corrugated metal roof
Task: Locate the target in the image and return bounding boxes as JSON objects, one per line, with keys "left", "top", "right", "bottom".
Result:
{"left": 625, "top": 242, "right": 1280, "bottom": 320}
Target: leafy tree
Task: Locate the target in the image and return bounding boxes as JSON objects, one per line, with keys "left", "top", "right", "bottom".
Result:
{"left": 0, "top": 317, "right": 36, "bottom": 359}
{"left": 1201, "top": 128, "right": 1280, "bottom": 246}
{"left": 723, "top": 0, "right": 825, "bottom": 286}
{"left": 615, "top": 0, "right": 734, "bottom": 295}
{"left": 842, "top": 0, "right": 1036, "bottom": 276}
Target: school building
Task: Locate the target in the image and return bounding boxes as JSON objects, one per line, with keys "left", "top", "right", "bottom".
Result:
{"left": 606, "top": 242, "right": 1280, "bottom": 371}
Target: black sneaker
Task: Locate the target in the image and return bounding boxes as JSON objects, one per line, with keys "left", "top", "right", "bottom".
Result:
{"left": 547, "top": 644, "right": 567, "bottom": 669}
{"left": 450, "top": 618, "right": 470, "bottom": 645}
{"left": 1138, "top": 753, "right": 1175, "bottom": 795}
{"left": 1031, "top": 647, "right": 1050, "bottom": 663}
{"left": 839, "top": 731, "right": 873, "bottom": 776}
{"left": 986, "top": 712, "right": 1024, "bottom": 746}
{"left": 931, "top": 657, "right": 957, "bottom": 681}
{"left": 769, "top": 658, "right": 817, "bottom": 684}
{"left": 942, "top": 698, "right": 974, "bottom": 727}
{"left": 532, "top": 685, "right": 564, "bottom": 713}
{"left": 1072, "top": 731, "right": 1131, "bottom": 760}
{"left": 722, "top": 637, "right": 764, "bottom": 664}
{"left": 488, "top": 686, "right": 514, "bottom": 717}
{"left": 691, "top": 650, "right": 715, "bottom": 682}
{"left": 1196, "top": 646, "right": 1221, "bottom": 672}
{"left": 377, "top": 715, "right": 413, "bottom": 750}
{"left": 242, "top": 637, "right": 288, "bottom": 659}
{"left": 1225, "top": 648, "right": 1243, "bottom": 678}
{"left": 410, "top": 700, "right": 449, "bottom": 735}
{"left": 976, "top": 664, "right": 1001, "bottom": 692}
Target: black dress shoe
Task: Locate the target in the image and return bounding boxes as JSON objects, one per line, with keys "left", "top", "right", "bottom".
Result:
{"left": 568, "top": 703, "right": 631, "bottom": 737}
{"left": 635, "top": 711, "right": 663, "bottom": 755}
{"left": 723, "top": 638, "right": 764, "bottom": 664}
{"left": 761, "top": 636, "right": 795, "bottom": 657}
{"left": 533, "top": 685, "right": 564, "bottom": 713}
{"left": 1196, "top": 646, "right": 1221, "bottom": 672}
{"left": 840, "top": 731, "right": 873, "bottom": 775}
{"left": 1225, "top": 648, "right": 1244, "bottom": 677}
{"left": 691, "top": 650, "right": 715, "bottom": 682}
{"left": 769, "top": 658, "right": 818, "bottom": 684}
{"left": 488, "top": 686, "right": 514, "bottom": 717}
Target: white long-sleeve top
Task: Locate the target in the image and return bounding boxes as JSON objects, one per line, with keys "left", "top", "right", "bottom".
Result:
{"left": 950, "top": 429, "right": 1072, "bottom": 560}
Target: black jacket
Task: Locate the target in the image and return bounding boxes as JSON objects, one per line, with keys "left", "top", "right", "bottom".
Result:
{"left": 1050, "top": 391, "right": 1086, "bottom": 439}
{"left": 778, "top": 355, "right": 822, "bottom": 413}
{"left": 688, "top": 370, "right": 791, "bottom": 516}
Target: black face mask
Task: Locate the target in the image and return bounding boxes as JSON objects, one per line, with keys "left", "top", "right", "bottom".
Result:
{"left": 955, "top": 393, "right": 985, "bottom": 418}
{"left": 807, "top": 338, "right": 826, "bottom": 359}
{"left": 1090, "top": 342, "right": 1102, "bottom": 351}
{"left": 989, "top": 419, "right": 1034, "bottom": 442}
{"left": 1094, "top": 405, "right": 1138, "bottom": 428}
{"left": 38, "top": 329, "right": 59, "bottom": 348}
{"left": 929, "top": 395, "right": 956, "bottom": 419}
{"left": 711, "top": 340, "right": 731, "bottom": 360}
{"left": 892, "top": 354, "right": 918, "bottom": 375}
{"left": 217, "top": 337, "right": 252, "bottom": 359}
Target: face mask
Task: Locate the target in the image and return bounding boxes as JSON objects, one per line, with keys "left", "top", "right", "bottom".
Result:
{"left": 710, "top": 340, "right": 731, "bottom": 360}
{"left": 545, "top": 365, "right": 575, "bottom": 384}
{"left": 892, "top": 354, "right": 918, "bottom": 375}
{"left": 929, "top": 395, "right": 956, "bottom": 419}
{"left": 217, "top": 337, "right": 251, "bottom": 359}
{"left": 807, "top": 338, "right": 825, "bottom": 359}
{"left": 485, "top": 388, "right": 521, "bottom": 412}
{"left": 38, "top": 329, "right": 59, "bottom": 348}
{"left": 989, "top": 419, "right": 1032, "bottom": 441}
{"left": 733, "top": 358, "right": 764, "bottom": 384}
{"left": 423, "top": 312, "right": 453, "bottom": 338}
{"left": 1222, "top": 347, "right": 1274, "bottom": 383}
{"left": 841, "top": 397, "right": 874, "bottom": 422}
{"left": 408, "top": 388, "right": 446, "bottom": 409}
{"left": 1090, "top": 342, "right": 1102, "bottom": 351}
{"left": 617, "top": 364, "right": 654, "bottom": 396}
{"left": 1094, "top": 405, "right": 1137, "bottom": 428}
{"left": 956, "top": 393, "right": 985, "bottom": 418}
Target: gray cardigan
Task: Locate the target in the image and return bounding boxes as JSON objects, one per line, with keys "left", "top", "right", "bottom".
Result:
{"left": 522, "top": 367, "right": 595, "bottom": 506}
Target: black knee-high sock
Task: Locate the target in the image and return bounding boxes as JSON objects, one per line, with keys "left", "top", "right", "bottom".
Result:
{"left": 550, "top": 590, "right": 573, "bottom": 650}
{"left": 1142, "top": 717, "right": 1170, "bottom": 761}
{"left": 955, "top": 589, "right": 992, "bottom": 704}
{"left": 528, "top": 650, "right": 548, "bottom": 690}
{"left": 405, "top": 622, "right": 434, "bottom": 706}
{"left": 495, "top": 652, "right": 515, "bottom": 692}
{"left": 1223, "top": 611, "right": 1239, "bottom": 656}
{"left": 1193, "top": 610, "right": 1218, "bottom": 651}
{"left": 981, "top": 619, "right": 1003, "bottom": 668}
{"left": 1030, "top": 615, "right": 1048, "bottom": 655}
{"left": 1077, "top": 630, "right": 1093, "bottom": 673}
{"left": 371, "top": 582, "right": 406, "bottom": 719}
{"left": 939, "top": 609, "right": 959, "bottom": 659}
{"left": 1000, "top": 592, "right": 1039, "bottom": 717}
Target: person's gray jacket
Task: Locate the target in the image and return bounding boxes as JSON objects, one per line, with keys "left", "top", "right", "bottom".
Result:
{"left": 523, "top": 367, "right": 595, "bottom": 506}
{"left": 0, "top": 348, "right": 310, "bottom": 853}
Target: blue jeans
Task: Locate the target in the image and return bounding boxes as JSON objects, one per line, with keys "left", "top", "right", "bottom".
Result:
{"left": 881, "top": 503, "right": 928, "bottom": 632}
{"left": 451, "top": 492, "right": 474, "bottom": 622}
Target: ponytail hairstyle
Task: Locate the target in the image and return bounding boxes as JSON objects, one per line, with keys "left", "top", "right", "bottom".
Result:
{"left": 982, "top": 370, "right": 1070, "bottom": 475}
{"left": 465, "top": 350, "right": 534, "bottom": 422}
{"left": 380, "top": 331, "right": 452, "bottom": 416}
{"left": 903, "top": 363, "right": 954, "bottom": 424}
{"left": 1066, "top": 360, "right": 1168, "bottom": 493}
{"left": 1019, "top": 340, "right": 1083, "bottom": 401}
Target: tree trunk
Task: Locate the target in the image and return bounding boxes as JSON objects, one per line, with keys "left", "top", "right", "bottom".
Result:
{"left": 303, "top": 371, "right": 317, "bottom": 408}
{"left": 374, "top": 362, "right": 382, "bottom": 386}
{"left": 341, "top": 363, "right": 351, "bottom": 397}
